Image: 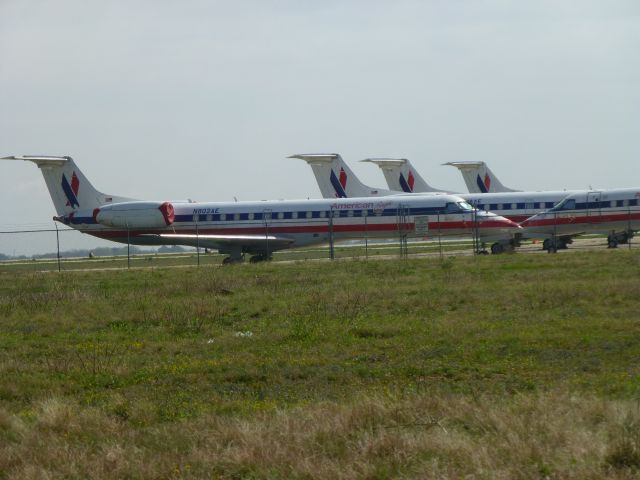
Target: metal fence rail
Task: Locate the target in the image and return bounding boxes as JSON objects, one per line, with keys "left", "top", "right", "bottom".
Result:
{"left": 0, "top": 209, "right": 635, "bottom": 272}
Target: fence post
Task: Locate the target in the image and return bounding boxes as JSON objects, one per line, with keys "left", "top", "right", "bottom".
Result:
{"left": 54, "top": 221, "right": 61, "bottom": 272}
{"left": 397, "top": 204, "right": 408, "bottom": 259}
{"left": 437, "top": 212, "right": 443, "bottom": 260}
{"left": 328, "top": 208, "right": 335, "bottom": 260}
{"left": 263, "top": 209, "right": 272, "bottom": 260}
{"left": 364, "top": 210, "right": 368, "bottom": 260}
{"left": 472, "top": 204, "right": 478, "bottom": 255}
{"left": 629, "top": 206, "right": 632, "bottom": 251}
{"left": 195, "top": 216, "right": 200, "bottom": 267}
{"left": 127, "top": 225, "right": 131, "bottom": 269}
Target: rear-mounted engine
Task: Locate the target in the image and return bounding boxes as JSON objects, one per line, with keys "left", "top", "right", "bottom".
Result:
{"left": 94, "top": 201, "right": 175, "bottom": 229}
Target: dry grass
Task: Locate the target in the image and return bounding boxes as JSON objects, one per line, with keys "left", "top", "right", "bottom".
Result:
{"left": 1, "top": 391, "right": 640, "bottom": 479}
{"left": 2, "top": 251, "right": 640, "bottom": 478}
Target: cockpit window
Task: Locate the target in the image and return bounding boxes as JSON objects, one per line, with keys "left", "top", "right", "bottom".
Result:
{"left": 444, "top": 202, "right": 458, "bottom": 213}
{"left": 444, "top": 201, "right": 474, "bottom": 213}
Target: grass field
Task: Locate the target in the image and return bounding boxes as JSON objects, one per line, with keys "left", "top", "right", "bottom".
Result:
{"left": 1, "top": 250, "right": 640, "bottom": 478}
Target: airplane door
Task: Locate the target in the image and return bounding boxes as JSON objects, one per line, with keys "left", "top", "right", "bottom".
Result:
{"left": 586, "top": 191, "right": 601, "bottom": 228}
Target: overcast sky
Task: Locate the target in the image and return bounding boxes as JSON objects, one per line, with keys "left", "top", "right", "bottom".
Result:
{"left": 1, "top": 0, "right": 638, "bottom": 255}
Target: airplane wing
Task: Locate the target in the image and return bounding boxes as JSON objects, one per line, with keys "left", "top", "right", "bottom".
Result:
{"left": 140, "top": 233, "right": 295, "bottom": 250}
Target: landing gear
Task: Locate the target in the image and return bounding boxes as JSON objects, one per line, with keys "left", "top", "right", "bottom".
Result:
{"left": 543, "top": 237, "right": 570, "bottom": 253}
{"left": 544, "top": 238, "right": 559, "bottom": 253}
{"left": 608, "top": 231, "right": 633, "bottom": 248}
{"left": 222, "top": 255, "right": 244, "bottom": 265}
{"left": 249, "top": 254, "right": 271, "bottom": 263}
{"left": 490, "top": 241, "right": 516, "bottom": 255}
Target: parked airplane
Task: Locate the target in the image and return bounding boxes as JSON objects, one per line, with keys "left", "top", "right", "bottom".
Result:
{"left": 443, "top": 161, "right": 519, "bottom": 193}
{"left": 1, "top": 155, "right": 521, "bottom": 263}
{"left": 293, "top": 153, "right": 603, "bottom": 253}
{"left": 520, "top": 190, "right": 639, "bottom": 251}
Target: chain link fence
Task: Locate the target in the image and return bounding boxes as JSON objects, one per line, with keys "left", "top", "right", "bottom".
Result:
{"left": 0, "top": 209, "right": 634, "bottom": 273}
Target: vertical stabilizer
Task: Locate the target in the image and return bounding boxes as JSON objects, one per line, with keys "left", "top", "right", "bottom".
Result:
{"left": 443, "top": 161, "right": 519, "bottom": 193}
{"left": 1, "top": 155, "right": 135, "bottom": 216}
{"left": 289, "top": 153, "right": 394, "bottom": 198}
{"left": 361, "top": 158, "right": 453, "bottom": 193}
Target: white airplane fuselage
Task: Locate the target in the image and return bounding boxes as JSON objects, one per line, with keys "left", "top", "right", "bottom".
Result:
{"left": 61, "top": 195, "right": 521, "bottom": 251}
{"left": 520, "top": 189, "right": 640, "bottom": 239}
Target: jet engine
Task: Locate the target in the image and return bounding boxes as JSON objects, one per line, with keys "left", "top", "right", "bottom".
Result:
{"left": 94, "top": 201, "right": 175, "bottom": 229}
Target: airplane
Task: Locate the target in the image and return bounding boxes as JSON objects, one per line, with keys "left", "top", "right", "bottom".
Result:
{"left": 1, "top": 155, "right": 521, "bottom": 263}
{"left": 520, "top": 190, "right": 639, "bottom": 251}
{"left": 293, "top": 152, "right": 627, "bottom": 253}
{"left": 442, "top": 161, "right": 519, "bottom": 193}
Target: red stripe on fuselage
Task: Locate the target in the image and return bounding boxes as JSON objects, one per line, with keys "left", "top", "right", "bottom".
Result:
{"left": 522, "top": 211, "right": 640, "bottom": 228}
{"left": 85, "top": 220, "right": 514, "bottom": 241}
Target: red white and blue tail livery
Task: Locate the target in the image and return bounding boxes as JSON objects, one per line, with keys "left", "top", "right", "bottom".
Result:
{"left": 361, "top": 158, "right": 452, "bottom": 194}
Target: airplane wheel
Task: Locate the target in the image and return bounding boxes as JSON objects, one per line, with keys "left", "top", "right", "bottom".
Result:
{"left": 490, "top": 242, "right": 504, "bottom": 255}
{"left": 222, "top": 256, "right": 243, "bottom": 265}
{"left": 249, "top": 254, "right": 271, "bottom": 263}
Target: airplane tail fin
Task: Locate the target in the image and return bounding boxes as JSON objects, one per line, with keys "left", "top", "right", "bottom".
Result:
{"left": 361, "top": 158, "right": 450, "bottom": 193}
{"left": 443, "top": 161, "right": 519, "bottom": 193}
{"left": 1, "top": 155, "right": 135, "bottom": 216}
{"left": 289, "top": 153, "right": 394, "bottom": 198}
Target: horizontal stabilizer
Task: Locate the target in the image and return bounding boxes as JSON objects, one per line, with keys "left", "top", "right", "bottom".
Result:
{"left": 1, "top": 155, "right": 70, "bottom": 167}
{"left": 288, "top": 153, "right": 342, "bottom": 164}
{"left": 361, "top": 158, "right": 409, "bottom": 168}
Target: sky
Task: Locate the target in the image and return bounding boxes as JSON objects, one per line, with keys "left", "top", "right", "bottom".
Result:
{"left": 1, "top": 0, "right": 639, "bottom": 255}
